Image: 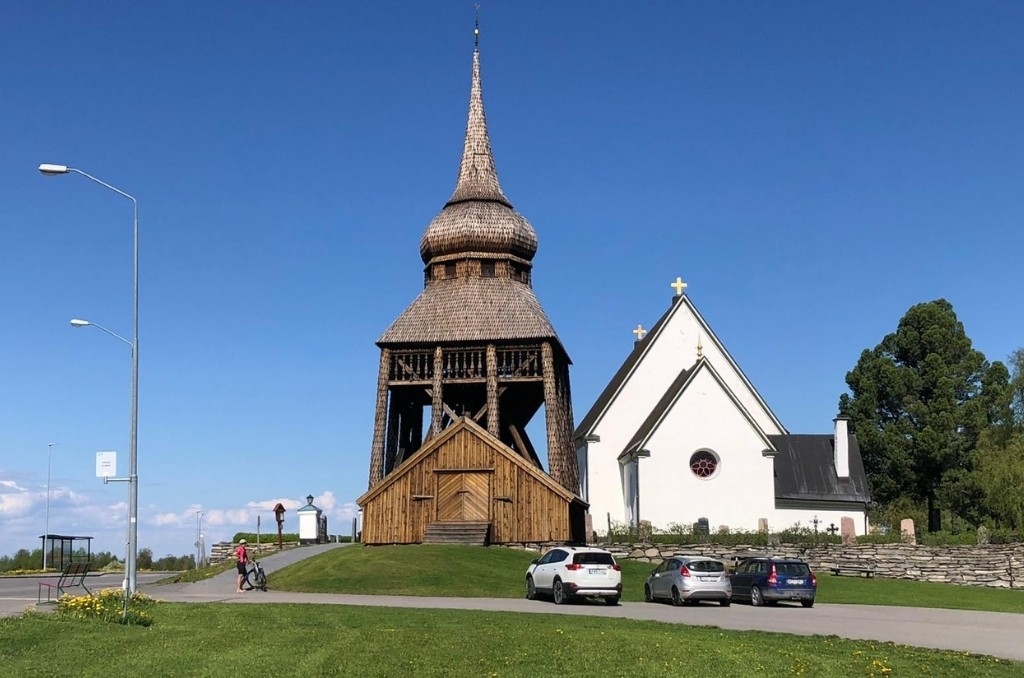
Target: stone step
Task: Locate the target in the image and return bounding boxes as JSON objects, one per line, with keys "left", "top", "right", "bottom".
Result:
{"left": 423, "top": 521, "right": 490, "bottom": 545}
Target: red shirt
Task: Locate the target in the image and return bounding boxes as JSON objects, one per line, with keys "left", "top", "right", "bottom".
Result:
{"left": 235, "top": 545, "right": 248, "bottom": 563}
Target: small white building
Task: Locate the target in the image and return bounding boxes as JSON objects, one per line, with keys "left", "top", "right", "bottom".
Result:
{"left": 297, "top": 494, "right": 323, "bottom": 544}
{"left": 573, "top": 279, "right": 871, "bottom": 537}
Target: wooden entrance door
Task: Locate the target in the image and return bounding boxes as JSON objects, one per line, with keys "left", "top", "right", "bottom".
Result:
{"left": 436, "top": 472, "right": 490, "bottom": 521}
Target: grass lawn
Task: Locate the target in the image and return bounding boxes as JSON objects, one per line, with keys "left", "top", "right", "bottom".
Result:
{"left": 267, "top": 545, "right": 1024, "bottom": 613}
{"left": 1, "top": 603, "right": 1019, "bottom": 677}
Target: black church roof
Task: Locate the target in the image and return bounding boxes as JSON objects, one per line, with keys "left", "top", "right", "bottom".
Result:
{"left": 769, "top": 434, "right": 871, "bottom": 504}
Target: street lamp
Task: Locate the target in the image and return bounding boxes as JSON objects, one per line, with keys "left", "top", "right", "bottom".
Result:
{"left": 195, "top": 510, "right": 204, "bottom": 569}
{"left": 43, "top": 442, "right": 58, "bottom": 570}
{"left": 41, "top": 163, "right": 140, "bottom": 596}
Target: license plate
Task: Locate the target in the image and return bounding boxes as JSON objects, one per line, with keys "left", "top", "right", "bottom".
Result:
{"left": 588, "top": 568, "right": 606, "bottom": 575}
{"left": 788, "top": 579, "right": 805, "bottom": 585}
{"left": 699, "top": 577, "right": 714, "bottom": 582}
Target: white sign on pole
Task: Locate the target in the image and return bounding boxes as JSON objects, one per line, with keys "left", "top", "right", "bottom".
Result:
{"left": 96, "top": 451, "right": 117, "bottom": 478}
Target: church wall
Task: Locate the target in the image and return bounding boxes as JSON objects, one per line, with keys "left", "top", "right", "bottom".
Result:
{"left": 641, "top": 367, "right": 777, "bottom": 532}
{"left": 581, "top": 298, "right": 786, "bottom": 533}
{"left": 584, "top": 312, "right": 700, "bottom": 529}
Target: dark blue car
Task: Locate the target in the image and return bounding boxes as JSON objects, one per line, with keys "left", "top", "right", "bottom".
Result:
{"left": 729, "top": 556, "right": 817, "bottom": 607}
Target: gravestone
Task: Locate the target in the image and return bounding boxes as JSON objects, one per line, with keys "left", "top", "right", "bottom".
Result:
{"left": 900, "top": 518, "right": 916, "bottom": 544}
{"left": 757, "top": 518, "right": 769, "bottom": 533}
{"left": 840, "top": 516, "right": 856, "bottom": 545}
{"left": 977, "top": 525, "right": 990, "bottom": 545}
{"left": 695, "top": 517, "right": 710, "bottom": 537}
{"left": 638, "top": 520, "right": 653, "bottom": 543}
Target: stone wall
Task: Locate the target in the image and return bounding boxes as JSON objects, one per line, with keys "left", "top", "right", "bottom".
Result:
{"left": 210, "top": 541, "right": 299, "bottom": 564}
{"left": 597, "top": 542, "right": 1024, "bottom": 589}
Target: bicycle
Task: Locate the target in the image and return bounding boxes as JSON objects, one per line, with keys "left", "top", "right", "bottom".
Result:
{"left": 243, "top": 559, "right": 268, "bottom": 591}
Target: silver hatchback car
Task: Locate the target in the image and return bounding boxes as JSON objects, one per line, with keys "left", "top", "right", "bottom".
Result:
{"left": 644, "top": 556, "right": 732, "bottom": 606}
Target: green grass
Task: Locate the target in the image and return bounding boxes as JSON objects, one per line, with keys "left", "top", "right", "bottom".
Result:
{"left": 268, "top": 545, "right": 1024, "bottom": 613}
{"left": 1, "top": 603, "right": 1018, "bottom": 677}
{"left": 815, "top": 573, "right": 1024, "bottom": 613}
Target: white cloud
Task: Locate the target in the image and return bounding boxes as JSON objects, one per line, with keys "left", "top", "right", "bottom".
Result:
{"left": 246, "top": 497, "right": 302, "bottom": 512}
{"left": 0, "top": 492, "right": 35, "bottom": 516}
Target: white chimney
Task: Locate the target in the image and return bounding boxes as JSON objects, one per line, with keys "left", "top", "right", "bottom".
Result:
{"left": 834, "top": 417, "right": 850, "bottom": 478}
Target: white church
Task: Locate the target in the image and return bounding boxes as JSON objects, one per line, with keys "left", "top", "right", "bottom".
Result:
{"left": 573, "top": 278, "right": 871, "bottom": 537}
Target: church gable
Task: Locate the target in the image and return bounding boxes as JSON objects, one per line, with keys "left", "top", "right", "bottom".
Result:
{"left": 622, "top": 358, "right": 775, "bottom": 458}
{"left": 574, "top": 286, "right": 786, "bottom": 447}
{"left": 631, "top": 362, "right": 778, "bottom": 530}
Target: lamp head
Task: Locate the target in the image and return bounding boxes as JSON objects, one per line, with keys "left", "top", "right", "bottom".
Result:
{"left": 69, "top": 319, "right": 91, "bottom": 328}
{"left": 38, "top": 164, "right": 70, "bottom": 175}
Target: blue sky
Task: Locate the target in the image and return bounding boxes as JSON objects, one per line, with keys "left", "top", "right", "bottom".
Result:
{"left": 2, "top": 2, "right": 1021, "bottom": 559}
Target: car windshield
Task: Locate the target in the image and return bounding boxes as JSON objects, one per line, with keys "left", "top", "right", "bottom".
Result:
{"left": 573, "top": 552, "right": 614, "bottom": 566}
{"left": 687, "top": 560, "right": 725, "bottom": 573}
{"left": 776, "top": 562, "right": 810, "bottom": 576}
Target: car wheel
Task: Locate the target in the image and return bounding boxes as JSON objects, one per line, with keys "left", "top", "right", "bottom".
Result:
{"left": 720, "top": 599, "right": 731, "bottom": 607}
{"left": 801, "top": 598, "right": 815, "bottom": 608}
{"left": 525, "top": 575, "right": 537, "bottom": 600}
{"left": 644, "top": 584, "right": 653, "bottom": 603}
{"left": 750, "top": 586, "right": 764, "bottom": 607}
{"left": 605, "top": 596, "right": 620, "bottom": 606}
{"left": 671, "top": 586, "right": 683, "bottom": 607}
{"left": 552, "top": 578, "right": 566, "bottom": 605}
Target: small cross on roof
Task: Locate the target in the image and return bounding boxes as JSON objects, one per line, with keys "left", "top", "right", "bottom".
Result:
{"left": 632, "top": 324, "right": 647, "bottom": 341}
{"left": 671, "top": 277, "right": 688, "bottom": 296}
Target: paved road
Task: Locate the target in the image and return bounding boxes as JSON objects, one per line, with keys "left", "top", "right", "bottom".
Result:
{"left": 4, "top": 543, "right": 1022, "bottom": 664}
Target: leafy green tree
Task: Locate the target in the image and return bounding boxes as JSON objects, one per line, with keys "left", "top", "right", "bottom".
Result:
{"left": 1009, "top": 348, "right": 1024, "bottom": 427}
{"left": 137, "top": 548, "right": 154, "bottom": 569}
{"left": 974, "top": 429, "right": 1024, "bottom": 530}
{"left": 838, "top": 299, "right": 1010, "bottom": 530}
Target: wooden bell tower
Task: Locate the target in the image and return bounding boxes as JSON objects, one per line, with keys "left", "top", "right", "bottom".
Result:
{"left": 367, "top": 31, "right": 578, "bottom": 500}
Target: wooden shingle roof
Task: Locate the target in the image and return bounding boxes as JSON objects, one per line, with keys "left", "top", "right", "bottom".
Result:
{"left": 378, "top": 276, "right": 559, "bottom": 345}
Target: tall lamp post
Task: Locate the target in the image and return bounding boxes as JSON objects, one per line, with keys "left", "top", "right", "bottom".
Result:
{"left": 40, "top": 163, "right": 139, "bottom": 596}
{"left": 43, "top": 442, "right": 58, "bottom": 570}
{"left": 196, "top": 510, "right": 204, "bottom": 569}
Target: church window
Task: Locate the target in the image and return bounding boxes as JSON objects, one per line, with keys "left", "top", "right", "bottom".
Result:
{"left": 445, "top": 262, "right": 456, "bottom": 278}
{"left": 481, "top": 260, "right": 496, "bottom": 277}
{"left": 689, "top": 450, "right": 719, "bottom": 479}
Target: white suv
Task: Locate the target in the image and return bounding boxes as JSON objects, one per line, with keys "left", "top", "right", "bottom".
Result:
{"left": 525, "top": 546, "right": 622, "bottom": 605}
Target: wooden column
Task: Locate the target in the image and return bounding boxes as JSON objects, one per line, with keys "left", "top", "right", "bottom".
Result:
{"left": 541, "top": 341, "right": 565, "bottom": 487}
{"left": 486, "top": 343, "right": 499, "bottom": 436}
{"left": 542, "top": 342, "right": 578, "bottom": 493}
{"left": 411, "top": 403, "right": 423, "bottom": 452}
{"left": 384, "top": 395, "right": 401, "bottom": 474}
{"left": 557, "top": 359, "right": 579, "bottom": 493}
{"left": 368, "top": 348, "right": 391, "bottom": 487}
{"left": 431, "top": 347, "right": 444, "bottom": 435}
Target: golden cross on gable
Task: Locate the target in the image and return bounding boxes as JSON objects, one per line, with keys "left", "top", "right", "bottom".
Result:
{"left": 632, "top": 324, "right": 647, "bottom": 341}
{"left": 671, "top": 277, "right": 688, "bottom": 296}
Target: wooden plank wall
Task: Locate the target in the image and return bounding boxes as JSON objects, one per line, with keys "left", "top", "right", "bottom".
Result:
{"left": 363, "top": 428, "right": 571, "bottom": 545}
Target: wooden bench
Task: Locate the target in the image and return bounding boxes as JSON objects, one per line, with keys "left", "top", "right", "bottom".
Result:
{"left": 37, "top": 562, "right": 92, "bottom": 603}
{"left": 829, "top": 564, "right": 876, "bottom": 578}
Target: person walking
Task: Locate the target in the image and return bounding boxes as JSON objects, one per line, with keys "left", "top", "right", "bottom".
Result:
{"left": 234, "top": 539, "right": 249, "bottom": 593}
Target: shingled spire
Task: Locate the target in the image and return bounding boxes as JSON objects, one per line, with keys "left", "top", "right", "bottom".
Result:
{"left": 446, "top": 46, "right": 511, "bottom": 207}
